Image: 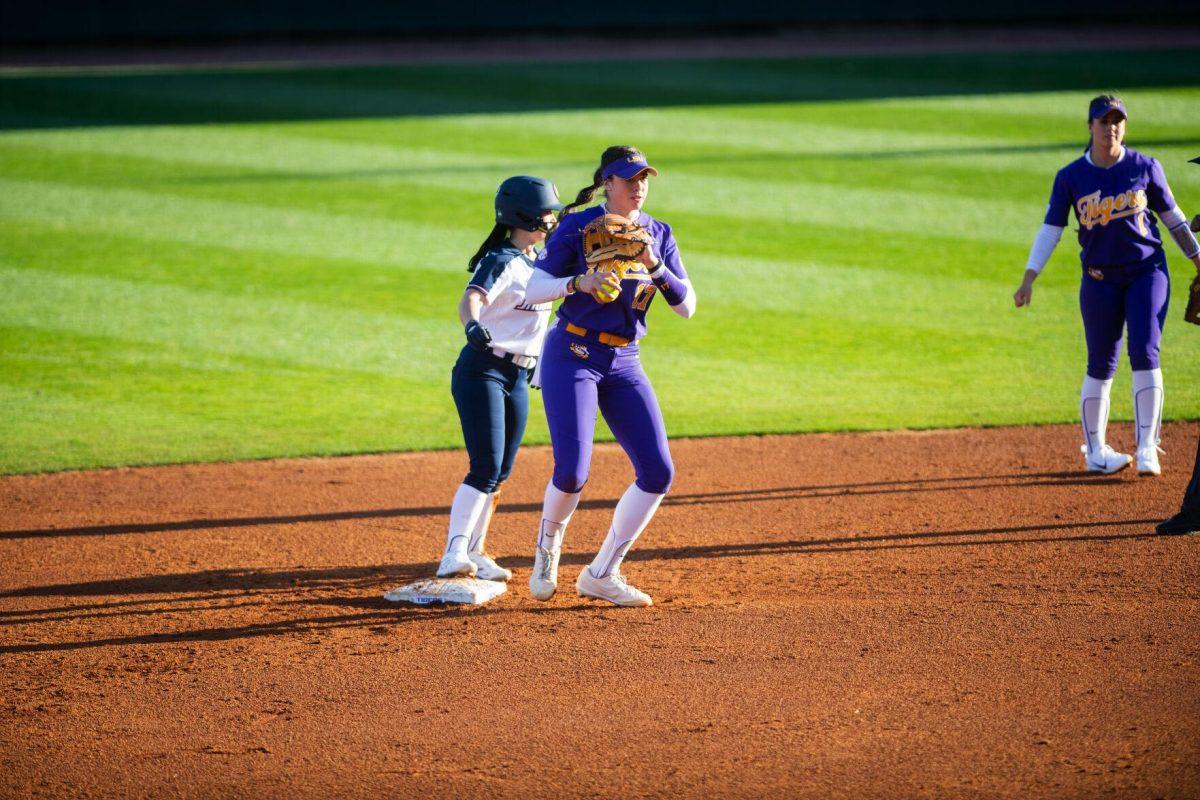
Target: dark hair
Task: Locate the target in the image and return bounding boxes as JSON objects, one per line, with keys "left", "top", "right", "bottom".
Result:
{"left": 468, "top": 223, "right": 509, "bottom": 271}
{"left": 558, "top": 145, "right": 645, "bottom": 219}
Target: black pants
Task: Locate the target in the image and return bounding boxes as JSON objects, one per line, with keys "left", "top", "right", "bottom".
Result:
{"left": 1183, "top": 431, "right": 1200, "bottom": 514}
{"left": 450, "top": 346, "right": 530, "bottom": 494}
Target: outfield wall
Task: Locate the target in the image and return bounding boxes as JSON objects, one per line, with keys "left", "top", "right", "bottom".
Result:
{"left": 4, "top": 0, "right": 1197, "bottom": 44}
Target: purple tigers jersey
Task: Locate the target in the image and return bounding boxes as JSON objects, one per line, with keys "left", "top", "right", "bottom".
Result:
{"left": 534, "top": 205, "right": 688, "bottom": 342}
{"left": 1044, "top": 148, "right": 1176, "bottom": 268}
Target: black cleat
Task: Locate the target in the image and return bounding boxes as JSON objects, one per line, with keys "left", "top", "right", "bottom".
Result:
{"left": 1156, "top": 511, "right": 1200, "bottom": 536}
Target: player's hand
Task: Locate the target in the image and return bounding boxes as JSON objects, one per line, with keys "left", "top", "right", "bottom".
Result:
{"left": 464, "top": 320, "right": 492, "bottom": 351}
{"left": 636, "top": 243, "right": 658, "bottom": 269}
{"left": 1013, "top": 283, "right": 1033, "bottom": 308}
{"left": 577, "top": 271, "right": 621, "bottom": 297}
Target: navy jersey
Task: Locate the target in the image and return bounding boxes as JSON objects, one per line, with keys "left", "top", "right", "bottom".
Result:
{"left": 1044, "top": 148, "right": 1177, "bottom": 268}
{"left": 534, "top": 205, "right": 688, "bottom": 342}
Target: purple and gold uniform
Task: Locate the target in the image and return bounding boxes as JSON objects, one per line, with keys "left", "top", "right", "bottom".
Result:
{"left": 535, "top": 205, "right": 690, "bottom": 495}
{"left": 536, "top": 205, "right": 690, "bottom": 344}
{"left": 1044, "top": 148, "right": 1175, "bottom": 378}
{"left": 1021, "top": 95, "right": 1200, "bottom": 476}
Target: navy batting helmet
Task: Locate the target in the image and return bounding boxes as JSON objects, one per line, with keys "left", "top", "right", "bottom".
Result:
{"left": 496, "top": 176, "right": 564, "bottom": 232}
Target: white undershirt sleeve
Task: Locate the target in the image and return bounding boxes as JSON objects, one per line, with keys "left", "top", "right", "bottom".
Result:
{"left": 524, "top": 268, "right": 574, "bottom": 304}
{"left": 667, "top": 277, "right": 697, "bottom": 318}
{"left": 1025, "top": 223, "right": 1065, "bottom": 275}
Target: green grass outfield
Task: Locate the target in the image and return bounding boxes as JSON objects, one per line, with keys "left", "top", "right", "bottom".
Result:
{"left": 1, "top": 49, "right": 1198, "bottom": 474}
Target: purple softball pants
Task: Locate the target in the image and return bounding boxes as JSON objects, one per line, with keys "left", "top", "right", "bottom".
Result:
{"left": 1080, "top": 257, "right": 1170, "bottom": 380}
{"left": 539, "top": 324, "right": 674, "bottom": 495}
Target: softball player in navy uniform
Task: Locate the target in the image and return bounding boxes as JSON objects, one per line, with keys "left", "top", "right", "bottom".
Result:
{"left": 521, "top": 145, "right": 697, "bottom": 607}
{"left": 1014, "top": 95, "right": 1200, "bottom": 476}
{"left": 436, "top": 176, "right": 564, "bottom": 580}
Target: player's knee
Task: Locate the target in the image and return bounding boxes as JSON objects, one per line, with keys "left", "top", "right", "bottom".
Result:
{"left": 1087, "top": 361, "right": 1118, "bottom": 381}
{"left": 551, "top": 467, "right": 588, "bottom": 495}
{"left": 464, "top": 460, "right": 503, "bottom": 494}
{"left": 1129, "top": 352, "right": 1160, "bottom": 372}
{"left": 636, "top": 460, "right": 675, "bottom": 495}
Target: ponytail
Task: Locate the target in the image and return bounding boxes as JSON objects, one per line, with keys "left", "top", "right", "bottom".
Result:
{"left": 558, "top": 144, "right": 646, "bottom": 220}
{"left": 558, "top": 170, "right": 603, "bottom": 219}
{"left": 467, "top": 223, "right": 509, "bottom": 272}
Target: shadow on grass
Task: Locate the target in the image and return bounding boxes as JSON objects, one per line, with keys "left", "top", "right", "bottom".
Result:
{"left": 2, "top": 48, "right": 1198, "bottom": 131}
{"left": 0, "top": 470, "right": 1126, "bottom": 540}
{"left": 157, "top": 136, "right": 1200, "bottom": 187}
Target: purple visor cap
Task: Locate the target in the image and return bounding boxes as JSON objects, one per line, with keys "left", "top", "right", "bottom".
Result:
{"left": 1089, "top": 97, "right": 1127, "bottom": 121}
{"left": 601, "top": 156, "right": 660, "bottom": 181}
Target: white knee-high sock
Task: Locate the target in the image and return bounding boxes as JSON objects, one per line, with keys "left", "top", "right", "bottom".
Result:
{"left": 467, "top": 490, "right": 500, "bottom": 554}
{"left": 1081, "top": 375, "right": 1114, "bottom": 456}
{"left": 445, "top": 484, "right": 490, "bottom": 557}
{"left": 1132, "top": 368, "right": 1164, "bottom": 452}
{"left": 537, "top": 482, "right": 580, "bottom": 552}
{"left": 589, "top": 484, "right": 664, "bottom": 579}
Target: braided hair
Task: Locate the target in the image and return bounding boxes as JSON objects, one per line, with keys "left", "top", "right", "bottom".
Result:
{"left": 558, "top": 145, "right": 645, "bottom": 219}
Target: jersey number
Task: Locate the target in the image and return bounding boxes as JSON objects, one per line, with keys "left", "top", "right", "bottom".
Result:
{"left": 632, "top": 283, "right": 656, "bottom": 311}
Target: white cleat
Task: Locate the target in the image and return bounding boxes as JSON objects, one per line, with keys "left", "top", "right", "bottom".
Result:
{"left": 529, "top": 546, "right": 561, "bottom": 601}
{"left": 436, "top": 550, "right": 477, "bottom": 578}
{"left": 575, "top": 567, "right": 652, "bottom": 608}
{"left": 468, "top": 551, "right": 512, "bottom": 582}
{"left": 1082, "top": 444, "right": 1133, "bottom": 475}
{"left": 1137, "top": 446, "right": 1164, "bottom": 477}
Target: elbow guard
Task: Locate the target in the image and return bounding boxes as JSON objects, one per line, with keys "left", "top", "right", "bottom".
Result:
{"left": 1162, "top": 206, "right": 1200, "bottom": 259}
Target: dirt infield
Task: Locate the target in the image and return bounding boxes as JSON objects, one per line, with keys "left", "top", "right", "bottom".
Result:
{"left": 2, "top": 423, "right": 1199, "bottom": 798}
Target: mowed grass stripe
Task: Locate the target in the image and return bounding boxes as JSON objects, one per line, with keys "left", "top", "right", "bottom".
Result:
{"left": 0, "top": 117, "right": 1074, "bottom": 205}
{"left": 0, "top": 221, "right": 468, "bottom": 318}
{"left": 0, "top": 178, "right": 472, "bottom": 268}
{"left": 0, "top": 266, "right": 457, "bottom": 382}
{"left": 0, "top": 169, "right": 1048, "bottom": 253}
{"left": 2, "top": 53, "right": 1198, "bottom": 473}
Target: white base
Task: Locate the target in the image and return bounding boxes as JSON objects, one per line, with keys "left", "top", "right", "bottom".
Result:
{"left": 383, "top": 577, "right": 507, "bottom": 606}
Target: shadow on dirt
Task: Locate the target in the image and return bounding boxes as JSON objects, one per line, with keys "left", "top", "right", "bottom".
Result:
{"left": 0, "top": 471, "right": 1126, "bottom": 541}
{"left": 0, "top": 515, "right": 1163, "bottom": 653}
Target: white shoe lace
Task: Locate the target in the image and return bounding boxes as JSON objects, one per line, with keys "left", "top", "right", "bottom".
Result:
{"left": 607, "top": 569, "right": 642, "bottom": 599}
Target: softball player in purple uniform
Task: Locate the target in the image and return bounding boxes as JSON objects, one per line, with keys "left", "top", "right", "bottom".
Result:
{"left": 1014, "top": 95, "right": 1200, "bottom": 475}
{"left": 436, "top": 176, "right": 564, "bottom": 580}
{"left": 522, "top": 146, "right": 697, "bottom": 607}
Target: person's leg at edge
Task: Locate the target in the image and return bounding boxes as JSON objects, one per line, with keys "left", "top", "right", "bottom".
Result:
{"left": 1157, "top": 435, "right": 1200, "bottom": 534}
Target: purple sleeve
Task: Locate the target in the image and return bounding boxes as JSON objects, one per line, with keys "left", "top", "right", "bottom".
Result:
{"left": 1146, "top": 158, "right": 1177, "bottom": 213}
{"left": 651, "top": 224, "right": 689, "bottom": 306}
{"left": 534, "top": 223, "right": 582, "bottom": 278}
{"left": 657, "top": 224, "right": 688, "bottom": 280}
{"left": 1043, "top": 170, "right": 1071, "bottom": 227}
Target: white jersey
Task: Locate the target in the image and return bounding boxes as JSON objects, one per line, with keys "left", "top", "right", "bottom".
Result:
{"left": 466, "top": 244, "right": 552, "bottom": 357}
